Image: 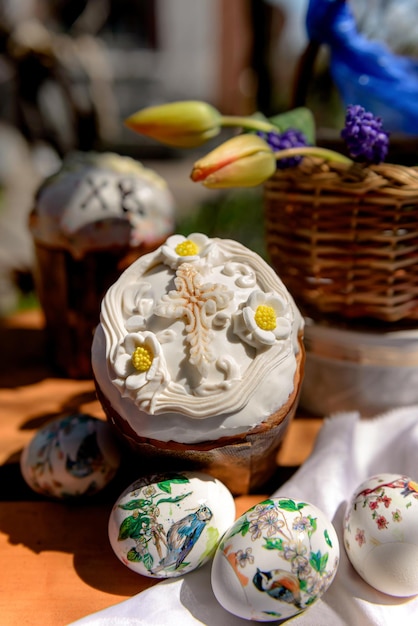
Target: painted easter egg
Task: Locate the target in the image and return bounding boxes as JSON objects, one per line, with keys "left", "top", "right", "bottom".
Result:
{"left": 108, "top": 471, "right": 235, "bottom": 578}
{"left": 20, "top": 413, "right": 121, "bottom": 498}
{"left": 211, "top": 497, "right": 340, "bottom": 622}
{"left": 344, "top": 473, "right": 418, "bottom": 596}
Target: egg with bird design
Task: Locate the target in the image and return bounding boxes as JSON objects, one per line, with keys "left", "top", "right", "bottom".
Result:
{"left": 152, "top": 504, "right": 213, "bottom": 574}
{"left": 108, "top": 471, "right": 235, "bottom": 578}
{"left": 252, "top": 568, "right": 302, "bottom": 608}
{"left": 20, "top": 413, "right": 121, "bottom": 498}
{"left": 211, "top": 497, "right": 340, "bottom": 621}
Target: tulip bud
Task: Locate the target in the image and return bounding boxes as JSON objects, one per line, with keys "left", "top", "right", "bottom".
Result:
{"left": 190, "top": 134, "right": 276, "bottom": 188}
{"left": 125, "top": 101, "right": 222, "bottom": 148}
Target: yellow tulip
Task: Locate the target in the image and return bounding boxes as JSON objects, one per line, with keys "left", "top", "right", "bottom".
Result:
{"left": 190, "top": 134, "right": 276, "bottom": 188}
{"left": 125, "top": 100, "right": 222, "bottom": 148}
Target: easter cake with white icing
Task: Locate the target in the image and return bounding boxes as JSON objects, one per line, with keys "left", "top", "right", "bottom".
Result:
{"left": 29, "top": 151, "right": 175, "bottom": 378}
{"left": 92, "top": 233, "right": 304, "bottom": 494}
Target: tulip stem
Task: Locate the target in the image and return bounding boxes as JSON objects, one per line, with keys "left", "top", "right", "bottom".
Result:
{"left": 220, "top": 115, "right": 277, "bottom": 133}
{"left": 274, "top": 146, "right": 353, "bottom": 164}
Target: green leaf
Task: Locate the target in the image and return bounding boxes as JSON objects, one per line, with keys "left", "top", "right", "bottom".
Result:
{"left": 157, "top": 483, "right": 171, "bottom": 494}
{"left": 320, "top": 552, "right": 329, "bottom": 572}
{"left": 127, "top": 547, "right": 142, "bottom": 562}
{"left": 118, "top": 515, "right": 147, "bottom": 541}
{"left": 156, "top": 492, "right": 192, "bottom": 506}
{"left": 118, "top": 498, "right": 149, "bottom": 511}
{"left": 324, "top": 529, "right": 333, "bottom": 548}
{"left": 278, "top": 499, "right": 307, "bottom": 512}
{"left": 157, "top": 476, "right": 190, "bottom": 493}
{"left": 229, "top": 518, "right": 250, "bottom": 538}
{"left": 309, "top": 550, "right": 322, "bottom": 572}
{"left": 268, "top": 107, "right": 316, "bottom": 144}
{"left": 263, "top": 537, "right": 284, "bottom": 551}
{"left": 142, "top": 551, "right": 154, "bottom": 571}
{"left": 309, "top": 550, "right": 329, "bottom": 573}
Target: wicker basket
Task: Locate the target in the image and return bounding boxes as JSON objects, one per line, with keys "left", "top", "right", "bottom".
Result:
{"left": 264, "top": 157, "right": 418, "bottom": 323}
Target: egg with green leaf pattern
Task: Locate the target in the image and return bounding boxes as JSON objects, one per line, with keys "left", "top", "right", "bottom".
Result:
{"left": 108, "top": 471, "right": 235, "bottom": 578}
{"left": 211, "top": 497, "right": 340, "bottom": 621}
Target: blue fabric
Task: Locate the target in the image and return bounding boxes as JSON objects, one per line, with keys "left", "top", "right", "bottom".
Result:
{"left": 306, "top": 0, "right": 418, "bottom": 134}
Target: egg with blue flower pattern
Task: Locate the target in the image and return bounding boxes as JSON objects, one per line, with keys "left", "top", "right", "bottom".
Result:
{"left": 108, "top": 471, "right": 235, "bottom": 578}
{"left": 211, "top": 497, "right": 340, "bottom": 621}
{"left": 20, "top": 413, "right": 121, "bottom": 498}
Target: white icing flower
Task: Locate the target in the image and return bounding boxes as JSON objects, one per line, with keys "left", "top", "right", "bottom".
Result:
{"left": 161, "top": 233, "right": 211, "bottom": 268}
{"left": 233, "top": 290, "right": 291, "bottom": 349}
{"left": 113, "top": 331, "right": 170, "bottom": 394}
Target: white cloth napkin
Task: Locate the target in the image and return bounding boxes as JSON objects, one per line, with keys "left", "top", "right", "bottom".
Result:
{"left": 71, "top": 407, "right": 418, "bottom": 626}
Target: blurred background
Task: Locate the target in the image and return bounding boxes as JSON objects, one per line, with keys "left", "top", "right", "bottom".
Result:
{"left": 1, "top": 0, "right": 418, "bottom": 316}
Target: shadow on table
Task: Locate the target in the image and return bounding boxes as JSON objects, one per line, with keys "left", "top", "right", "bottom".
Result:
{"left": 0, "top": 452, "right": 159, "bottom": 595}
{"left": 0, "top": 323, "right": 52, "bottom": 387}
{"left": 0, "top": 497, "right": 154, "bottom": 598}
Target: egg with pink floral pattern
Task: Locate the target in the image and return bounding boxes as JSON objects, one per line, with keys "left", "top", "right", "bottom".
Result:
{"left": 344, "top": 473, "right": 418, "bottom": 596}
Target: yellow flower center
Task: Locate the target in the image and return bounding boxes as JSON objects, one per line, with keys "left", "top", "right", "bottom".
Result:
{"left": 254, "top": 305, "right": 277, "bottom": 331}
{"left": 175, "top": 240, "right": 199, "bottom": 256}
{"left": 132, "top": 345, "right": 153, "bottom": 372}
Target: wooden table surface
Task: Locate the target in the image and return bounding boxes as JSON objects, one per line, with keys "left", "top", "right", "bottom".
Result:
{"left": 0, "top": 310, "right": 323, "bottom": 626}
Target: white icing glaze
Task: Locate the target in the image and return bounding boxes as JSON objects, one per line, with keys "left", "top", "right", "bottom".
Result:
{"left": 30, "top": 152, "right": 175, "bottom": 257}
{"left": 92, "top": 234, "right": 304, "bottom": 443}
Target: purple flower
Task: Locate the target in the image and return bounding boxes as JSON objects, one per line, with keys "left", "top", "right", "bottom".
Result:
{"left": 341, "top": 105, "right": 389, "bottom": 164}
{"left": 257, "top": 128, "right": 308, "bottom": 169}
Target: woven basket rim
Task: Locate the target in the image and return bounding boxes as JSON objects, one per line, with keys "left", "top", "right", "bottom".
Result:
{"left": 264, "top": 157, "right": 418, "bottom": 197}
